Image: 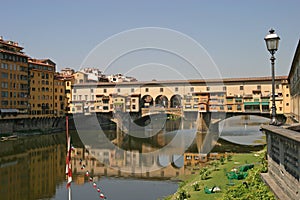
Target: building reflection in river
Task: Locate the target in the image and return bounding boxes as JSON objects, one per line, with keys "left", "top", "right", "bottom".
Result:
{"left": 0, "top": 134, "right": 66, "bottom": 200}
{"left": 71, "top": 144, "right": 185, "bottom": 182}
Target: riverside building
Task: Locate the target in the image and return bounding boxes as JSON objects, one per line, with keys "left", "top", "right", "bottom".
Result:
{"left": 0, "top": 37, "right": 29, "bottom": 118}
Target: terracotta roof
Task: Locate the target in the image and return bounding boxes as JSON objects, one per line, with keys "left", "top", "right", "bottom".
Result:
{"left": 0, "top": 49, "right": 28, "bottom": 57}
{"left": 0, "top": 40, "right": 23, "bottom": 50}
{"left": 28, "top": 58, "right": 55, "bottom": 67}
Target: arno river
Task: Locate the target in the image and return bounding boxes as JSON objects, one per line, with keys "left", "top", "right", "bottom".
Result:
{"left": 0, "top": 115, "right": 268, "bottom": 200}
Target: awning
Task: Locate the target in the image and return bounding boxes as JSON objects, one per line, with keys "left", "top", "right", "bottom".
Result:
{"left": 261, "top": 102, "right": 269, "bottom": 106}
{"left": 244, "top": 102, "right": 260, "bottom": 106}
{"left": 0, "top": 109, "right": 19, "bottom": 113}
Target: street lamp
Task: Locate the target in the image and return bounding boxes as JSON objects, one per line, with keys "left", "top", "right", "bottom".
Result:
{"left": 264, "top": 29, "right": 280, "bottom": 125}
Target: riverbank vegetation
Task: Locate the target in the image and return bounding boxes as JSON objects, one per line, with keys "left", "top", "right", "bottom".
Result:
{"left": 165, "top": 149, "right": 275, "bottom": 200}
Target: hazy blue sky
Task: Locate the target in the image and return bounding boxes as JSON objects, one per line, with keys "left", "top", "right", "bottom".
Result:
{"left": 1, "top": 0, "right": 300, "bottom": 80}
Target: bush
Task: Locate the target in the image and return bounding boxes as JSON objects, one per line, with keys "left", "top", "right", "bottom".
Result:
{"left": 222, "top": 167, "right": 276, "bottom": 200}
{"left": 176, "top": 189, "right": 191, "bottom": 200}
{"left": 192, "top": 181, "right": 200, "bottom": 191}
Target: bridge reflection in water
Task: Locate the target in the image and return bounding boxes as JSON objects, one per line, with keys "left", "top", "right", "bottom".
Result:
{"left": 73, "top": 110, "right": 222, "bottom": 180}
{"left": 73, "top": 112, "right": 268, "bottom": 179}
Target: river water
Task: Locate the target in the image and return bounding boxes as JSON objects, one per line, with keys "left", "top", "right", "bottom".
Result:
{"left": 0, "top": 115, "right": 268, "bottom": 200}
{"left": 53, "top": 177, "right": 178, "bottom": 200}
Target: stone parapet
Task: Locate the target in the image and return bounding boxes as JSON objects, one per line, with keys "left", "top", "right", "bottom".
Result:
{"left": 261, "top": 125, "right": 300, "bottom": 200}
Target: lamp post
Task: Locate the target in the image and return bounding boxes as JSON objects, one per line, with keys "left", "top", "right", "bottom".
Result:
{"left": 264, "top": 29, "right": 280, "bottom": 125}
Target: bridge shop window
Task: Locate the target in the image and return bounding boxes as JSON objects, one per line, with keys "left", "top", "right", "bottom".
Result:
{"left": 190, "top": 87, "right": 194, "bottom": 92}
{"left": 175, "top": 87, "right": 178, "bottom": 92}
{"left": 160, "top": 88, "right": 163, "bottom": 92}
{"left": 240, "top": 86, "right": 244, "bottom": 90}
{"left": 145, "top": 88, "right": 149, "bottom": 92}
{"left": 257, "top": 85, "right": 261, "bottom": 90}
{"left": 237, "top": 105, "right": 242, "bottom": 111}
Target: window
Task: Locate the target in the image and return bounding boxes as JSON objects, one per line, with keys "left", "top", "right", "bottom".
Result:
{"left": 160, "top": 88, "right": 163, "bottom": 92}
{"left": 276, "top": 84, "right": 279, "bottom": 89}
{"left": 227, "top": 105, "right": 232, "bottom": 110}
{"left": 132, "top": 105, "right": 136, "bottom": 110}
{"left": 132, "top": 99, "right": 136, "bottom": 103}
{"left": 257, "top": 85, "right": 261, "bottom": 90}
{"left": 1, "top": 72, "right": 8, "bottom": 78}
{"left": 104, "top": 89, "right": 107, "bottom": 93}
{"left": 286, "top": 94, "right": 289, "bottom": 97}
{"left": 1, "top": 91, "right": 8, "bottom": 97}
{"left": 175, "top": 87, "right": 178, "bottom": 92}
{"left": 79, "top": 95, "right": 82, "bottom": 100}
{"left": 1, "top": 82, "right": 8, "bottom": 88}
{"left": 240, "top": 86, "right": 244, "bottom": 90}
{"left": 91, "top": 89, "right": 93, "bottom": 93}
{"left": 1, "top": 63, "right": 8, "bottom": 69}
{"left": 237, "top": 105, "right": 242, "bottom": 111}
{"left": 206, "top": 87, "right": 210, "bottom": 91}
{"left": 73, "top": 95, "right": 76, "bottom": 100}
{"left": 1, "top": 101, "right": 8, "bottom": 106}
{"left": 85, "top": 95, "right": 88, "bottom": 100}
{"left": 190, "top": 87, "right": 194, "bottom": 92}
{"left": 223, "top": 86, "right": 226, "bottom": 91}
{"left": 117, "top": 88, "right": 121, "bottom": 93}
{"left": 131, "top": 88, "right": 134, "bottom": 93}
{"left": 145, "top": 88, "right": 149, "bottom": 92}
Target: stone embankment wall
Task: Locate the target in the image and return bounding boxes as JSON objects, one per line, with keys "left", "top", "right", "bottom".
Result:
{"left": 0, "top": 117, "right": 69, "bottom": 135}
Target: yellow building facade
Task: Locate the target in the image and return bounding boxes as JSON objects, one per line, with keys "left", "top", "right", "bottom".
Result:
{"left": 0, "top": 38, "right": 29, "bottom": 119}
{"left": 28, "top": 59, "right": 56, "bottom": 118}
{"left": 53, "top": 74, "right": 66, "bottom": 117}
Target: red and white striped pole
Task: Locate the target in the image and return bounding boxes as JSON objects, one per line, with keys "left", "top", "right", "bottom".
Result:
{"left": 65, "top": 115, "right": 72, "bottom": 200}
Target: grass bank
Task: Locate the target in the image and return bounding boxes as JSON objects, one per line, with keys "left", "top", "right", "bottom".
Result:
{"left": 165, "top": 150, "right": 275, "bottom": 200}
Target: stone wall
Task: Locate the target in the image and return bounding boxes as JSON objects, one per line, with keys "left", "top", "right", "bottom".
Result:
{"left": 261, "top": 125, "right": 300, "bottom": 200}
{"left": 0, "top": 117, "right": 67, "bottom": 135}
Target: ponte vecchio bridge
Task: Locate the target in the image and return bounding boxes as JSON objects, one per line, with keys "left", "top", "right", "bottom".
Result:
{"left": 70, "top": 76, "right": 290, "bottom": 121}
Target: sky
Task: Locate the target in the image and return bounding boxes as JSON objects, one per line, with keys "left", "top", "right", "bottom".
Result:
{"left": 1, "top": 0, "right": 300, "bottom": 81}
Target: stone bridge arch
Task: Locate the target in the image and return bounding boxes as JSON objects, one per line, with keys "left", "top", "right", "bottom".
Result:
{"left": 170, "top": 94, "right": 182, "bottom": 108}
{"left": 155, "top": 95, "right": 168, "bottom": 108}
{"left": 141, "top": 95, "right": 153, "bottom": 108}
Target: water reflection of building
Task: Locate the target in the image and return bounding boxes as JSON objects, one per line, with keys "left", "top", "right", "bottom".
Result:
{"left": 0, "top": 134, "right": 66, "bottom": 200}
{"left": 71, "top": 146, "right": 184, "bottom": 179}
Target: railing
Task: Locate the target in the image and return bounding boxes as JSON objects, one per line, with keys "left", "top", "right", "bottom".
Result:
{"left": 141, "top": 107, "right": 182, "bottom": 116}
